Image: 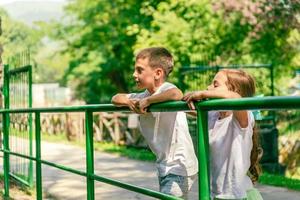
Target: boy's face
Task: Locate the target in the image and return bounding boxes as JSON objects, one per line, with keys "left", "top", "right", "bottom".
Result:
{"left": 133, "top": 58, "right": 157, "bottom": 90}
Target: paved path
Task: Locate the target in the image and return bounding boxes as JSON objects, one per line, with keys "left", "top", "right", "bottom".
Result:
{"left": 1, "top": 142, "right": 300, "bottom": 200}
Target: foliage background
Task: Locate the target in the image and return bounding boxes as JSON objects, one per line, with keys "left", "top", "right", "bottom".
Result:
{"left": 1, "top": 0, "right": 300, "bottom": 103}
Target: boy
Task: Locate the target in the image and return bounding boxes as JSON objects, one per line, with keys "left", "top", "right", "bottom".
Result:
{"left": 111, "top": 47, "right": 198, "bottom": 198}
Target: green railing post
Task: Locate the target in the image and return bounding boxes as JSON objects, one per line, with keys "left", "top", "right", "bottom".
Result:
{"left": 196, "top": 108, "right": 210, "bottom": 200}
{"left": 28, "top": 65, "right": 33, "bottom": 186}
{"left": 35, "top": 112, "right": 43, "bottom": 200}
{"left": 3, "top": 64, "right": 9, "bottom": 109}
{"left": 269, "top": 64, "right": 277, "bottom": 125}
{"left": 2, "top": 112, "right": 10, "bottom": 199}
{"left": 3, "top": 64, "right": 10, "bottom": 198}
{"left": 86, "top": 111, "right": 95, "bottom": 200}
{"left": 178, "top": 67, "right": 186, "bottom": 92}
{"left": 270, "top": 64, "right": 274, "bottom": 96}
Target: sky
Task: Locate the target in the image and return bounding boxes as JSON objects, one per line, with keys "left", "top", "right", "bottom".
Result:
{"left": 0, "top": 0, "right": 65, "bottom": 6}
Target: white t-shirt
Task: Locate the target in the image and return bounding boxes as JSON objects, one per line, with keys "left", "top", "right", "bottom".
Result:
{"left": 208, "top": 111, "right": 255, "bottom": 199}
{"left": 128, "top": 82, "right": 198, "bottom": 177}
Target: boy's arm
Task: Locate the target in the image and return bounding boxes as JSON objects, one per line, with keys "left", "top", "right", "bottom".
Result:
{"left": 138, "top": 88, "right": 183, "bottom": 113}
{"left": 183, "top": 90, "right": 249, "bottom": 128}
{"left": 111, "top": 93, "right": 130, "bottom": 107}
{"left": 111, "top": 93, "right": 140, "bottom": 113}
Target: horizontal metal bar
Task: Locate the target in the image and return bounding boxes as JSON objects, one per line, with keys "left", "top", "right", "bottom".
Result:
{"left": 0, "top": 104, "right": 131, "bottom": 113}
{"left": 92, "top": 174, "right": 182, "bottom": 200}
{"left": 43, "top": 159, "right": 182, "bottom": 200}
{"left": 224, "top": 64, "right": 272, "bottom": 68}
{"left": 9, "top": 173, "right": 31, "bottom": 187}
{"left": 8, "top": 65, "right": 31, "bottom": 75}
{"left": 148, "top": 96, "right": 300, "bottom": 111}
{"left": 1, "top": 150, "right": 35, "bottom": 161}
{"left": 195, "top": 96, "right": 300, "bottom": 111}
{"left": 0, "top": 96, "right": 299, "bottom": 114}
{"left": 41, "top": 160, "right": 87, "bottom": 177}
{"left": 180, "top": 64, "right": 272, "bottom": 75}
{"left": 0, "top": 149, "right": 181, "bottom": 199}
{"left": 0, "top": 149, "right": 87, "bottom": 177}
{"left": 180, "top": 66, "right": 217, "bottom": 74}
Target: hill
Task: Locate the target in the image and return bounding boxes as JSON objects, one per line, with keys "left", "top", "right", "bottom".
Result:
{"left": 1, "top": 1, "right": 66, "bottom": 25}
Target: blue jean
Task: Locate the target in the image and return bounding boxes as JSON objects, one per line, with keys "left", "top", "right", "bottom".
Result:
{"left": 159, "top": 173, "right": 197, "bottom": 199}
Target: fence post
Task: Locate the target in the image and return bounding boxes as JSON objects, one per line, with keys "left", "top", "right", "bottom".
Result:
{"left": 196, "top": 108, "right": 210, "bottom": 200}
{"left": 86, "top": 111, "right": 95, "bottom": 200}
{"left": 28, "top": 65, "right": 34, "bottom": 187}
{"left": 3, "top": 63, "right": 10, "bottom": 198}
{"left": 35, "top": 112, "right": 43, "bottom": 200}
{"left": 178, "top": 67, "right": 186, "bottom": 92}
{"left": 270, "top": 64, "right": 274, "bottom": 96}
{"left": 3, "top": 64, "right": 9, "bottom": 111}
{"left": 2, "top": 112, "right": 10, "bottom": 198}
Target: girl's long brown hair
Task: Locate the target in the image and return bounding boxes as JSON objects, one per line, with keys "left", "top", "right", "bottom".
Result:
{"left": 221, "top": 69, "right": 263, "bottom": 183}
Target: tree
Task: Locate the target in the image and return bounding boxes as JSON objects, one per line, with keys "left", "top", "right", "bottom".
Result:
{"left": 136, "top": 0, "right": 300, "bottom": 94}
{"left": 0, "top": 9, "right": 42, "bottom": 65}
{"left": 56, "top": 0, "right": 300, "bottom": 101}
{"left": 212, "top": 0, "right": 300, "bottom": 65}
{"left": 54, "top": 0, "right": 163, "bottom": 103}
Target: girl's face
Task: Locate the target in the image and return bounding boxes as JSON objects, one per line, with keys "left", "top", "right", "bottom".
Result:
{"left": 207, "top": 71, "right": 229, "bottom": 91}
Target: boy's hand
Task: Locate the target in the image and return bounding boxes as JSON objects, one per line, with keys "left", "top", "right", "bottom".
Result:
{"left": 127, "top": 98, "right": 140, "bottom": 113}
{"left": 111, "top": 94, "right": 146, "bottom": 113}
{"left": 137, "top": 97, "right": 150, "bottom": 114}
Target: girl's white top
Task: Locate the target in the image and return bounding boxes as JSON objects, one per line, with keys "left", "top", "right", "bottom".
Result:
{"left": 208, "top": 111, "right": 255, "bottom": 199}
{"left": 128, "top": 82, "right": 198, "bottom": 177}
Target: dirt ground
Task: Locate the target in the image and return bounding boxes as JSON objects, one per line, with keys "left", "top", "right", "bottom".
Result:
{"left": 0, "top": 180, "right": 34, "bottom": 200}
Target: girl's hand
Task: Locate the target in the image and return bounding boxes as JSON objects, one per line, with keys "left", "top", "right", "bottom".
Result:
{"left": 183, "top": 91, "right": 204, "bottom": 101}
{"left": 183, "top": 91, "right": 205, "bottom": 110}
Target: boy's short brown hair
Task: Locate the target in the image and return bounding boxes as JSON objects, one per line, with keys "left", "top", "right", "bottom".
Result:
{"left": 136, "top": 47, "right": 174, "bottom": 78}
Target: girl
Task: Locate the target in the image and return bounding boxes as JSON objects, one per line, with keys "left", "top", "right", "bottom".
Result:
{"left": 183, "top": 69, "right": 263, "bottom": 200}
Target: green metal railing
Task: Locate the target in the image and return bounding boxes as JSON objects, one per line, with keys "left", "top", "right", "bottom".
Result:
{"left": 179, "top": 64, "right": 274, "bottom": 96}
{"left": 3, "top": 64, "right": 34, "bottom": 187}
{"left": 1, "top": 96, "right": 300, "bottom": 200}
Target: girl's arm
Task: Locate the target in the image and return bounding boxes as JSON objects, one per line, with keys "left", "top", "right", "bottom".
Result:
{"left": 183, "top": 90, "right": 249, "bottom": 128}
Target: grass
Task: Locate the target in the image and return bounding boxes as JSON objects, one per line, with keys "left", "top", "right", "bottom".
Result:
{"left": 0, "top": 173, "right": 58, "bottom": 200}
{"left": 259, "top": 173, "right": 300, "bottom": 191}
{"left": 93, "top": 142, "right": 156, "bottom": 161}
{"left": 0, "top": 173, "right": 35, "bottom": 200}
